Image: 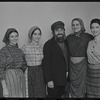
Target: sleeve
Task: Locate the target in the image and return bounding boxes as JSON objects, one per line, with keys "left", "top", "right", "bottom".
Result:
{"left": 20, "top": 47, "right": 27, "bottom": 73}
{"left": 42, "top": 42, "right": 53, "bottom": 84}
{"left": 21, "top": 44, "right": 26, "bottom": 53}
{"left": 64, "top": 37, "right": 70, "bottom": 81}
{"left": 64, "top": 37, "right": 70, "bottom": 72}
{"left": 87, "top": 33, "right": 94, "bottom": 42}
{"left": 21, "top": 54, "right": 27, "bottom": 73}
{"left": 0, "top": 48, "right": 6, "bottom": 80}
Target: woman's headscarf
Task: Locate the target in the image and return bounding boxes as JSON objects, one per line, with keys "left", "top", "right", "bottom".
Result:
{"left": 3, "top": 28, "right": 19, "bottom": 46}
{"left": 71, "top": 18, "right": 86, "bottom": 33}
{"left": 28, "top": 26, "right": 42, "bottom": 42}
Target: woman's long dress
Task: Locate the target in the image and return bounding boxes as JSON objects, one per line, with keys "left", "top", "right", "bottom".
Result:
{"left": 87, "top": 40, "right": 100, "bottom": 98}
{"left": 66, "top": 32, "right": 93, "bottom": 97}
{"left": 22, "top": 42, "right": 46, "bottom": 97}
{"left": 0, "top": 44, "right": 26, "bottom": 97}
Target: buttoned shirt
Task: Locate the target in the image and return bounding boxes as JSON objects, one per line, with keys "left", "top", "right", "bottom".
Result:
{"left": 87, "top": 40, "right": 100, "bottom": 64}
{"left": 22, "top": 41, "right": 43, "bottom": 66}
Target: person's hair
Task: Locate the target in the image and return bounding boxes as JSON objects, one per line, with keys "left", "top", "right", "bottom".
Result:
{"left": 90, "top": 18, "right": 100, "bottom": 29}
{"left": 71, "top": 18, "right": 86, "bottom": 32}
{"left": 9, "top": 30, "right": 18, "bottom": 35}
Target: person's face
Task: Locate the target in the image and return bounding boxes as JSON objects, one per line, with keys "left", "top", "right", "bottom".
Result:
{"left": 91, "top": 23, "right": 100, "bottom": 37}
{"left": 32, "top": 29, "right": 41, "bottom": 43}
{"left": 72, "top": 20, "right": 81, "bottom": 33}
{"left": 54, "top": 28, "right": 65, "bottom": 43}
{"left": 9, "top": 32, "right": 19, "bottom": 45}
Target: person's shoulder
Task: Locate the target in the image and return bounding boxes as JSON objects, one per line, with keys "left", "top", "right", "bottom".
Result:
{"left": 68, "top": 33, "right": 75, "bottom": 36}
{"left": 21, "top": 43, "right": 32, "bottom": 52}
{"left": 43, "top": 38, "right": 54, "bottom": 49}
{"left": 0, "top": 46, "right": 7, "bottom": 54}
{"left": 66, "top": 33, "right": 74, "bottom": 39}
{"left": 22, "top": 43, "right": 32, "bottom": 48}
{"left": 85, "top": 32, "right": 94, "bottom": 39}
{"left": 88, "top": 39, "right": 94, "bottom": 46}
{"left": 44, "top": 38, "right": 53, "bottom": 45}
{"left": 84, "top": 32, "right": 92, "bottom": 36}
{"left": 0, "top": 45, "right": 7, "bottom": 51}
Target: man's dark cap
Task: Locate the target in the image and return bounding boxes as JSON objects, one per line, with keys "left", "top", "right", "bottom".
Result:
{"left": 51, "top": 21, "right": 65, "bottom": 31}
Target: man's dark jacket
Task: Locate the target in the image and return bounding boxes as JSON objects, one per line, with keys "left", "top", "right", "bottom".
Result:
{"left": 42, "top": 37, "right": 68, "bottom": 86}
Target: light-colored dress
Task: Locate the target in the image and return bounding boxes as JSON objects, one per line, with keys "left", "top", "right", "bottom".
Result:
{"left": 87, "top": 40, "right": 100, "bottom": 98}
{"left": 0, "top": 44, "right": 26, "bottom": 97}
{"left": 22, "top": 41, "right": 46, "bottom": 97}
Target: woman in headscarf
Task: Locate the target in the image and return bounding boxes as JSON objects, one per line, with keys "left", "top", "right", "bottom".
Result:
{"left": 87, "top": 18, "right": 100, "bottom": 98}
{"left": 22, "top": 26, "right": 46, "bottom": 97}
{"left": 65, "top": 18, "right": 94, "bottom": 98}
{"left": 0, "top": 28, "right": 26, "bottom": 97}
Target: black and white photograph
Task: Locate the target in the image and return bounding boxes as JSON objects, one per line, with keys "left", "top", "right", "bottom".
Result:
{"left": 0, "top": 2, "right": 100, "bottom": 98}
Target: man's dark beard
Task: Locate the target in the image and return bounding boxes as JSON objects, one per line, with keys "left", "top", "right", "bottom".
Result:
{"left": 55, "top": 34, "right": 65, "bottom": 43}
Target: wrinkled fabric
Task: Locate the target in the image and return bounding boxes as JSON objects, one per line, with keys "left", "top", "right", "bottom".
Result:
{"left": 69, "top": 58, "right": 87, "bottom": 98}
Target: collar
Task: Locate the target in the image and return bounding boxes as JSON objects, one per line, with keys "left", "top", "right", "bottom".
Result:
{"left": 72, "top": 31, "right": 82, "bottom": 37}
{"left": 6, "top": 43, "right": 18, "bottom": 48}
{"left": 31, "top": 41, "right": 39, "bottom": 45}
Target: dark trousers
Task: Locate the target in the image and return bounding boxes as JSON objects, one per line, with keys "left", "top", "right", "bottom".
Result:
{"left": 47, "top": 85, "right": 66, "bottom": 98}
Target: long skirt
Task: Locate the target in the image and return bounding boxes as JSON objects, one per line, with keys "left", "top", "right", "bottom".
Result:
{"left": 87, "top": 64, "right": 100, "bottom": 98}
{"left": 28, "top": 65, "right": 46, "bottom": 97}
{"left": 5, "top": 69, "right": 26, "bottom": 97}
{"left": 69, "top": 58, "right": 87, "bottom": 98}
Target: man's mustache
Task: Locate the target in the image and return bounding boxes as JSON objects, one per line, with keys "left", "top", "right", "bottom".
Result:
{"left": 57, "top": 34, "right": 63, "bottom": 35}
{"left": 57, "top": 34, "right": 64, "bottom": 37}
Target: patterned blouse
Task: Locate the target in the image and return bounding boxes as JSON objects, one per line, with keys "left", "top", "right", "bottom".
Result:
{"left": 0, "top": 44, "right": 26, "bottom": 80}
{"left": 22, "top": 41, "right": 43, "bottom": 66}
{"left": 87, "top": 40, "right": 100, "bottom": 64}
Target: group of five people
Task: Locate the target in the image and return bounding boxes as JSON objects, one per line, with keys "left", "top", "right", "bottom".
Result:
{"left": 0, "top": 18, "right": 100, "bottom": 98}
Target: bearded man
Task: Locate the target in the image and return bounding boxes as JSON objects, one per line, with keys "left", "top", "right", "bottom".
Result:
{"left": 42, "top": 21, "right": 69, "bottom": 97}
